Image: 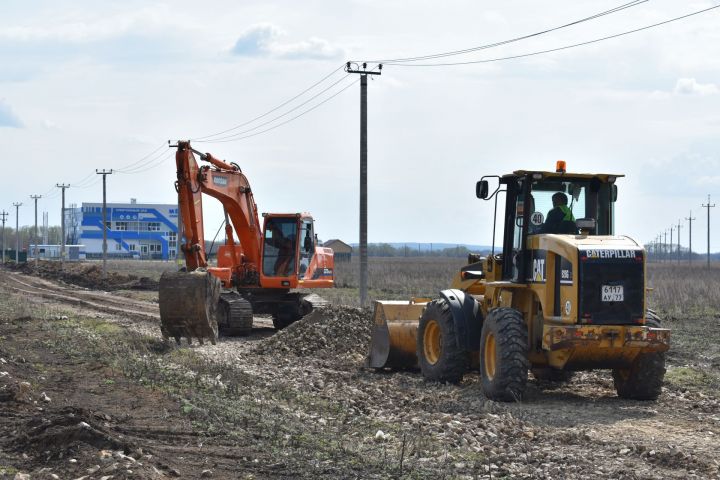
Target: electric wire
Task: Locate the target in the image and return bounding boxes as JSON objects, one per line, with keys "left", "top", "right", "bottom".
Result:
{"left": 382, "top": 4, "right": 720, "bottom": 67}
{"left": 190, "top": 64, "right": 346, "bottom": 141}
{"left": 112, "top": 141, "right": 167, "bottom": 172}
{"left": 206, "top": 77, "right": 361, "bottom": 143}
{"left": 361, "top": 0, "right": 648, "bottom": 64}
{"left": 196, "top": 73, "right": 355, "bottom": 143}
{"left": 115, "top": 148, "right": 172, "bottom": 174}
{"left": 115, "top": 151, "right": 175, "bottom": 174}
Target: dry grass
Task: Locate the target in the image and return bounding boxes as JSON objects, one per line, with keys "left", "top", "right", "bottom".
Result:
{"left": 647, "top": 263, "right": 720, "bottom": 316}
{"left": 97, "top": 257, "right": 720, "bottom": 316}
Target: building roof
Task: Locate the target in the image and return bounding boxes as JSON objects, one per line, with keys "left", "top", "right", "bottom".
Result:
{"left": 323, "top": 239, "right": 353, "bottom": 252}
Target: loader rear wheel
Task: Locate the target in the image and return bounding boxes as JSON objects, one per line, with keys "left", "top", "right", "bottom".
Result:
{"left": 416, "top": 299, "right": 468, "bottom": 383}
{"left": 613, "top": 315, "right": 666, "bottom": 400}
{"left": 480, "top": 308, "right": 529, "bottom": 402}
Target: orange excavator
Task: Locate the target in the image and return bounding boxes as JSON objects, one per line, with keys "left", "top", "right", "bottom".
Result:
{"left": 158, "top": 141, "right": 334, "bottom": 344}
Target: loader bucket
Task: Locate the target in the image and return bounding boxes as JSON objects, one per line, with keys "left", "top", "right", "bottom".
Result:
{"left": 159, "top": 270, "right": 221, "bottom": 345}
{"left": 365, "top": 299, "right": 430, "bottom": 369}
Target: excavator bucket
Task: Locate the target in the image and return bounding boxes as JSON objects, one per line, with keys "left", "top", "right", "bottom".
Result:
{"left": 159, "top": 270, "right": 221, "bottom": 345}
{"left": 366, "top": 299, "right": 430, "bottom": 369}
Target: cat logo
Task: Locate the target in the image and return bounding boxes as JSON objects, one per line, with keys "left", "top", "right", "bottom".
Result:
{"left": 533, "top": 258, "right": 545, "bottom": 282}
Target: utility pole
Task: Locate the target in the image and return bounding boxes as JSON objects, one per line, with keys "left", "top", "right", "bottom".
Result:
{"left": 57, "top": 184, "right": 70, "bottom": 267}
{"left": 670, "top": 225, "right": 675, "bottom": 263}
{"left": 702, "top": 195, "right": 715, "bottom": 268}
{"left": 30, "top": 195, "right": 42, "bottom": 265}
{"left": 686, "top": 211, "right": 696, "bottom": 265}
{"left": 346, "top": 61, "right": 382, "bottom": 307}
{"left": 0, "top": 210, "right": 7, "bottom": 264}
{"left": 96, "top": 169, "right": 113, "bottom": 279}
{"left": 12, "top": 202, "right": 22, "bottom": 263}
{"left": 676, "top": 219, "right": 682, "bottom": 265}
{"left": 664, "top": 230, "right": 668, "bottom": 263}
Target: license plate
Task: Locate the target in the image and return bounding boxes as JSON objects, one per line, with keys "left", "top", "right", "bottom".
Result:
{"left": 601, "top": 285, "right": 624, "bottom": 302}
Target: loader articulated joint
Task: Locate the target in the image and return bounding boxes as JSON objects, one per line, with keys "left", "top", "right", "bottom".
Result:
{"left": 439, "top": 289, "right": 482, "bottom": 351}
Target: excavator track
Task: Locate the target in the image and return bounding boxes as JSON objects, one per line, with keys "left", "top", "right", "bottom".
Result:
{"left": 159, "top": 270, "right": 221, "bottom": 345}
{"left": 218, "top": 292, "right": 254, "bottom": 336}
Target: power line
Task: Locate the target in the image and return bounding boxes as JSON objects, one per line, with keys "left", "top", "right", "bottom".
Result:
{"left": 204, "top": 78, "right": 361, "bottom": 144}
{"left": 190, "top": 64, "right": 346, "bottom": 141}
{"left": 195, "top": 73, "right": 354, "bottom": 143}
{"left": 115, "top": 150, "right": 175, "bottom": 174}
{"left": 363, "top": 0, "right": 648, "bottom": 64}
{"left": 382, "top": 4, "right": 720, "bottom": 67}
{"left": 112, "top": 142, "right": 167, "bottom": 172}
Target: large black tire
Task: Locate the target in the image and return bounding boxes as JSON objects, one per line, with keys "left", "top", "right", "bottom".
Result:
{"left": 479, "top": 307, "right": 529, "bottom": 402}
{"left": 416, "top": 299, "right": 468, "bottom": 383}
{"left": 531, "top": 368, "right": 574, "bottom": 383}
{"left": 612, "top": 315, "right": 666, "bottom": 400}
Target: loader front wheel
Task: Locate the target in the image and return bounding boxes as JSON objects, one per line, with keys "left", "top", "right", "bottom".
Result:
{"left": 480, "top": 308, "right": 529, "bottom": 402}
{"left": 417, "top": 299, "right": 468, "bottom": 383}
{"left": 612, "top": 315, "right": 666, "bottom": 400}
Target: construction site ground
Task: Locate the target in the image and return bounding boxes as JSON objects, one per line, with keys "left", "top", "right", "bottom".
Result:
{"left": 1, "top": 262, "right": 719, "bottom": 479}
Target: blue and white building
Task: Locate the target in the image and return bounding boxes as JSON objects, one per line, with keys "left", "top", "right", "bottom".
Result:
{"left": 80, "top": 200, "right": 178, "bottom": 260}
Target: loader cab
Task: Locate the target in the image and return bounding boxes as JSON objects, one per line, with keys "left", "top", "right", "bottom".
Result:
{"left": 478, "top": 167, "right": 620, "bottom": 282}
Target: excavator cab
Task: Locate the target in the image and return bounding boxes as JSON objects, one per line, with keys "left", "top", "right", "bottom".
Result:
{"left": 259, "top": 213, "right": 334, "bottom": 289}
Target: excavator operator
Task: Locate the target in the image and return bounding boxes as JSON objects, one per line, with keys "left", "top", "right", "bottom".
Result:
{"left": 265, "top": 219, "right": 296, "bottom": 276}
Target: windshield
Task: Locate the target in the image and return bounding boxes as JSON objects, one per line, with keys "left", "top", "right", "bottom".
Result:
{"left": 527, "top": 177, "right": 613, "bottom": 235}
{"left": 263, "top": 217, "right": 297, "bottom": 277}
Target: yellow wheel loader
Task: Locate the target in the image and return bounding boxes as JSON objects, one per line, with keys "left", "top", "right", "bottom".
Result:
{"left": 367, "top": 162, "right": 670, "bottom": 401}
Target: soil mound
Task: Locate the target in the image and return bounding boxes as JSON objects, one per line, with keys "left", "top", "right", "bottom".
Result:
{"left": 253, "top": 305, "right": 372, "bottom": 363}
{"left": 6, "top": 261, "right": 158, "bottom": 291}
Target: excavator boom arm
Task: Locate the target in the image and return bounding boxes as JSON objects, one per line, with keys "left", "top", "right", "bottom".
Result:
{"left": 175, "top": 141, "right": 263, "bottom": 276}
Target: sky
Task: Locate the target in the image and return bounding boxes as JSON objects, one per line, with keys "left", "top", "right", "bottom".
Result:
{"left": 1, "top": 0, "right": 719, "bottom": 251}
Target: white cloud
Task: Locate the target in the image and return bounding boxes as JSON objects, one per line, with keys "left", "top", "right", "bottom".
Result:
{"left": 0, "top": 99, "right": 23, "bottom": 128}
{"left": 231, "top": 23, "right": 344, "bottom": 60}
{"left": 42, "top": 119, "right": 59, "bottom": 130}
{"left": 674, "top": 78, "right": 719, "bottom": 95}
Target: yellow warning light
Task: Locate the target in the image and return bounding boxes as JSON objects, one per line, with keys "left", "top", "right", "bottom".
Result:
{"left": 556, "top": 160, "right": 567, "bottom": 173}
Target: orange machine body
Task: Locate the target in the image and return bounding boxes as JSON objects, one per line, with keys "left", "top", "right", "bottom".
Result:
{"left": 175, "top": 141, "right": 334, "bottom": 291}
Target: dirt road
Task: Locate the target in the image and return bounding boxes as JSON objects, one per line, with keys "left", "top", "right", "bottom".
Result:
{"left": 1, "top": 268, "right": 719, "bottom": 479}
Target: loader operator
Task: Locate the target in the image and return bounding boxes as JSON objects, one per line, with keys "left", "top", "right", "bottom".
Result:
{"left": 541, "top": 192, "right": 577, "bottom": 234}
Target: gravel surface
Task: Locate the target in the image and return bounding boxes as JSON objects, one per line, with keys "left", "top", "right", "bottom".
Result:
{"left": 3, "top": 268, "right": 719, "bottom": 478}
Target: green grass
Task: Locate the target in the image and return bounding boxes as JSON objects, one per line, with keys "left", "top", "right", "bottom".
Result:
{"left": 665, "top": 366, "right": 720, "bottom": 392}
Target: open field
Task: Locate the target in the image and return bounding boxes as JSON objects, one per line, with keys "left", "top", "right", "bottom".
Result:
{"left": 1, "top": 259, "right": 719, "bottom": 478}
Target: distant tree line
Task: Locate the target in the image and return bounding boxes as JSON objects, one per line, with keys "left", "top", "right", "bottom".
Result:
{"left": 367, "top": 243, "right": 483, "bottom": 258}
{"left": 0, "top": 225, "right": 65, "bottom": 251}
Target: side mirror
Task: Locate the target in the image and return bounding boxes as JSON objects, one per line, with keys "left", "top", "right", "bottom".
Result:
{"left": 476, "top": 180, "right": 489, "bottom": 199}
{"left": 612, "top": 185, "right": 618, "bottom": 202}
